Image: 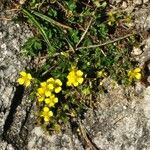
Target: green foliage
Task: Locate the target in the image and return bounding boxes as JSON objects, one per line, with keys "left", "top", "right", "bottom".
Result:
{"left": 22, "top": 37, "right": 42, "bottom": 56}
{"left": 20, "top": 0, "right": 141, "bottom": 133}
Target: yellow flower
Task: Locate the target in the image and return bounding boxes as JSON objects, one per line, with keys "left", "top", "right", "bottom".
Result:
{"left": 45, "top": 94, "right": 58, "bottom": 107}
{"left": 128, "top": 68, "right": 142, "bottom": 81}
{"left": 107, "top": 11, "right": 116, "bottom": 25}
{"left": 67, "top": 67, "right": 84, "bottom": 87}
{"left": 17, "top": 71, "right": 32, "bottom": 87}
{"left": 40, "top": 107, "right": 53, "bottom": 122}
{"left": 40, "top": 82, "right": 52, "bottom": 97}
{"left": 47, "top": 78, "right": 62, "bottom": 93}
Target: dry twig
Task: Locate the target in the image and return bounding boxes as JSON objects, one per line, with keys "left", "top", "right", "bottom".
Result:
{"left": 76, "top": 33, "right": 133, "bottom": 50}
{"left": 76, "top": 17, "right": 93, "bottom": 47}
{"left": 78, "top": 119, "right": 99, "bottom": 150}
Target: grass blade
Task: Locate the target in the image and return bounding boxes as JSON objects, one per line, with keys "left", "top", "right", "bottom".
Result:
{"left": 31, "top": 10, "right": 71, "bottom": 30}
{"left": 22, "top": 8, "right": 51, "bottom": 48}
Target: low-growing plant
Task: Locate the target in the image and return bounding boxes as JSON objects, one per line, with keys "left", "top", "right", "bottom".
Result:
{"left": 16, "top": 0, "right": 142, "bottom": 133}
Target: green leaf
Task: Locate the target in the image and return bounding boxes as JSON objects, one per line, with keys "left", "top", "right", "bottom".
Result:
{"left": 34, "top": 40, "right": 42, "bottom": 50}
{"left": 21, "top": 37, "right": 42, "bottom": 56}
{"left": 68, "top": 29, "right": 79, "bottom": 44}
{"left": 67, "top": 0, "right": 76, "bottom": 11}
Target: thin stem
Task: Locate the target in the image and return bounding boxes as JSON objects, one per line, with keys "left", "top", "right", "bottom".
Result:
{"left": 76, "top": 33, "right": 133, "bottom": 50}
{"left": 76, "top": 17, "right": 93, "bottom": 47}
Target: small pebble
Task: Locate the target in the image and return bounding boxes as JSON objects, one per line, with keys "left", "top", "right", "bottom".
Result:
{"left": 131, "top": 47, "right": 142, "bottom": 56}
{"left": 1, "top": 43, "right": 7, "bottom": 51}
{"left": 121, "top": 1, "right": 127, "bottom": 8}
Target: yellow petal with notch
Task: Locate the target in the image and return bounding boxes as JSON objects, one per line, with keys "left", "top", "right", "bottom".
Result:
{"left": 55, "top": 87, "right": 62, "bottom": 93}
{"left": 77, "top": 77, "right": 84, "bottom": 84}
{"left": 17, "top": 78, "right": 25, "bottom": 85}
{"left": 76, "top": 70, "right": 83, "bottom": 76}
{"left": 49, "top": 111, "right": 53, "bottom": 117}
{"left": 134, "top": 68, "right": 141, "bottom": 73}
{"left": 44, "top": 116, "right": 49, "bottom": 122}
{"left": 45, "top": 91, "right": 51, "bottom": 97}
{"left": 25, "top": 80, "right": 30, "bottom": 87}
{"left": 55, "top": 79, "right": 62, "bottom": 86}
{"left": 67, "top": 81, "right": 71, "bottom": 86}
{"left": 74, "top": 82, "right": 79, "bottom": 87}
{"left": 20, "top": 71, "right": 27, "bottom": 76}
{"left": 27, "top": 73, "right": 32, "bottom": 79}
{"left": 135, "top": 73, "right": 141, "bottom": 80}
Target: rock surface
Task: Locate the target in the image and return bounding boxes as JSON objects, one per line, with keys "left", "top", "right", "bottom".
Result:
{"left": 0, "top": 1, "right": 150, "bottom": 150}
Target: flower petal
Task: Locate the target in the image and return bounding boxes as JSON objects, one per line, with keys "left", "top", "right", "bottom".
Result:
{"left": 55, "top": 87, "right": 62, "bottom": 93}
{"left": 40, "top": 82, "right": 47, "bottom": 87}
{"left": 47, "top": 84, "right": 54, "bottom": 90}
{"left": 37, "top": 88, "right": 45, "bottom": 95}
{"left": 134, "top": 68, "right": 141, "bottom": 73}
{"left": 44, "top": 116, "right": 49, "bottom": 122}
{"left": 67, "top": 81, "right": 71, "bottom": 86}
{"left": 20, "top": 71, "right": 27, "bottom": 77}
{"left": 135, "top": 73, "right": 141, "bottom": 80}
{"left": 27, "top": 73, "right": 32, "bottom": 79}
{"left": 25, "top": 80, "right": 31, "bottom": 87}
{"left": 54, "top": 97, "right": 58, "bottom": 103}
{"left": 74, "top": 82, "right": 79, "bottom": 87}
{"left": 45, "top": 91, "right": 51, "bottom": 97}
{"left": 49, "top": 111, "right": 53, "bottom": 117}
{"left": 17, "top": 78, "right": 25, "bottom": 85}
{"left": 47, "top": 77, "right": 55, "bottom": 83}
{"left": 43, "top": 107, "right": 49, "bottom": 112}
{"left": 77, "top": 77, "right": 84, "bottom": 84}
{"left": 76, "top": 70, "right": 83, "bottom": 76}
{"left": 55, "top": 79, "right": 62, "bottom": 86}
{"left": 45, "top": 98, "right": 51, "bottom": 104}
{"left": 48, "top": 102, "right": 55, "bottom": 107}
{"left": 37, "top": 97, "right": 44, "bottom": 102}
{"left": 128, "top": 70, "right": 132, "bottom": 77}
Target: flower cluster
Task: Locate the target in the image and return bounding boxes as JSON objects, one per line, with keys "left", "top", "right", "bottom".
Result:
{"left": 17, "top": 65, "right": 142, "bottom": 125}
{"left": 107, "top": 11, "right": 116, "bottom": 26}
{"left": 36, "top": 78, "right": 62, "bottom": 122}
{"left": 36, "top": 78, "right": 62, "bottom": 102}
{"left": 67, "top": 66, "right": 84, "bottom": 87}
{"left": 128, "top": 68, "right": 142, "bottom": 82}
{"left": 17, "top": 71, "right": 32, "bottom": 87}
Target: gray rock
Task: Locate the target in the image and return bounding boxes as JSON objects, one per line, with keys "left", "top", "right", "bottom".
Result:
{"left": 143, "top": 86, "right": 150, "bottom": 120}
{"left": 134, "top": 0, "right": 142, "bottom": 5}
{"left": 0, "top": 0, "right": 4, "bottom": 11}
{"left": 0, "top": 8, "right": 33, "bottom": 150}
{"left": 82, "top": 81, "right": 150, "bottom": 150}
{"left": 134, "top": 8, "right": 150, "bottom": 31}
{"left": 143, "top": 0, "right": 149, "bottom": 3}
{"left": 138, "top": 37, "right": 150, "bottom": 65}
